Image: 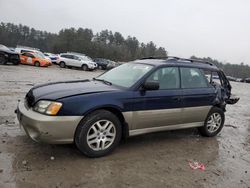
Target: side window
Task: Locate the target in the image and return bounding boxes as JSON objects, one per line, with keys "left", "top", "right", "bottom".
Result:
{"left": 61, "top": 55, "right": 69, "bottom": 59}
{"left": 21, "top": 50, "right": 32, "bottom": 53}
{"left": 180, "top": 67, "right": 208, "bottom": 88}
{"left": 22, "top": 53, "right": 28, "bottom": 57}
{"left": 147, "top": 67, "right": 180, "bottom": 89}
{"left": 73, "top": 56, "right": 81, "bottom": 61}
{"left": 67, "top": 55, "right": 74, "bottom": 59}
{"left": 24, "top": 53, "right": 34, "bottom": 58}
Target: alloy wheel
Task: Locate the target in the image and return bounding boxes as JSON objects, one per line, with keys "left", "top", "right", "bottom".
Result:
{"left": 87, "top": 120, "right": 116, "bottom": 151}
{"left": 206, "top": 113, "right": 222, "bottom": 133}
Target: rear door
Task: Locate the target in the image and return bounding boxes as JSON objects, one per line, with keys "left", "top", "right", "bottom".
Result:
{"left": 133, "top": 66, "right": 183, "bottom": 130}
{"left": 72, "top": 55, "right": 82, "bottom": 67}
{"left": 61, "top": 55, "right": 73, "bottom": 66}
{"left": 180, "top": 67, "right": 215, "bottom": 124}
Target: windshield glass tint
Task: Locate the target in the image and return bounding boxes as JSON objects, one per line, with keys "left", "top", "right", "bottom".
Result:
{"left": 98, "top": 63, "right": 153, "bottom": 88}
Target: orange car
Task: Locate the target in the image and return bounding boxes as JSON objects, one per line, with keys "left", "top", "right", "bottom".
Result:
{"left": 20, "top": 52, "right": 52, "bottom": 67}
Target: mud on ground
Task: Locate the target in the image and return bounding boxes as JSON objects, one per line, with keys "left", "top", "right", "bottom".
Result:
{"left": 0, "top": 64, "right": 249, "bottom": 188}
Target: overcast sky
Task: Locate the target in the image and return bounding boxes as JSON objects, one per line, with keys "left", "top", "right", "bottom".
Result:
{"left": 0, "top": 0, "right": 249, "bottom": 64}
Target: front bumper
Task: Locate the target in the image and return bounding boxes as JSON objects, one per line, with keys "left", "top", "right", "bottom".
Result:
{"left": 17, "top": 101, "right": 83, "bottom": 144}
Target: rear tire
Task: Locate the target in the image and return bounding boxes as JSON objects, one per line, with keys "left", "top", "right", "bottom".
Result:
{"left": 198, "top": 107, "right": 225, "bottom": 137}
{"left": 75, "top": 110, "right": 122, "bottom": 157}
{"left": 59, "top": 61, "right": 66, "bottom": 68}
{"left": 34, "top": 61, "right": 40, "bottom": 67}
{"left": 82, "top": 64, "right": 88, "bottom": 71}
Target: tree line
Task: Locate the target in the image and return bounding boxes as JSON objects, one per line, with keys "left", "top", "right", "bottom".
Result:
{"left": 0, "top": 22, "right": 249, "bottom": 78}
{"left": 0, "top": 22, "right": 167, "bottom": 62}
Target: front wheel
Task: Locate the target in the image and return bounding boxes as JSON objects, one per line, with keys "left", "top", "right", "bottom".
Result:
{"left": 34, "top": 61, "right": 40, "bottom": 67}
{"left": 198, "top": 107, "right": 225, "bottom": 137}
{"left": 82, "top": 64, "right": 88, "bottom": 71}
{"left": 75, "top": 110, "right": 122, "bottom": 157}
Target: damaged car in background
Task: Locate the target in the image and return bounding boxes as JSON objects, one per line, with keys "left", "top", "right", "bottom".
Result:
{"left": 0, "top": 44, "right": 20, "bottom": 65}
{"left": 16, "top": 57, "right": 239, "bottom": 157}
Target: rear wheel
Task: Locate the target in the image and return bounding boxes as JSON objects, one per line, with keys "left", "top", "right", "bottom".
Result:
{"left": 75, "top": 110, "right": 122, "bottom": 157}
{"left": 82, "top": 64, "right": 88, "bottom": 71}
{"left": 34, "top": 61, "right": 40, "bottom": 67}
{"left": 98, "top": 65, "right": 102, "bottom": 70}
{"left": 59, "top": 61, "right": 66, "bottom": 68}
{"left": 198, "top": 107, "right": 225, "bottom": 137}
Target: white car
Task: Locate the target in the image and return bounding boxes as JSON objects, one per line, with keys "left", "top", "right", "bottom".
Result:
{"left": 57, "top": 53, "right": 97, "bottom": 71}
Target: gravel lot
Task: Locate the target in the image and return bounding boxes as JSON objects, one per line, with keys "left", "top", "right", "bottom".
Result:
{"left": 0, "top": 64, "right": 249, "bottom": 188}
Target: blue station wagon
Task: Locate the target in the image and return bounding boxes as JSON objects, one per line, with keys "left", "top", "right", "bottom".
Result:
{"left": 16, "top": 57, "right": 239, "bottom": 157}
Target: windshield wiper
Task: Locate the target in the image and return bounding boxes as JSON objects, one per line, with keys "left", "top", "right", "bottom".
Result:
{"left": 93, "top": 78, "right": 112, "bottom": 85}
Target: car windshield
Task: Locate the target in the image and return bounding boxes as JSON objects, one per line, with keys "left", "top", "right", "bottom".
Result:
{"left": 0, "top": 44, "right": 10, "bottom": 51}
{"left": 34, "top": 52, "right": 45, "bottom": 58}
{"left": 97, "top": 63, "right": 153, "bottom": 88}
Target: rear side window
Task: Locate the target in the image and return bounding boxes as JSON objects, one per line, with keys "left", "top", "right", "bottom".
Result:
{"left": 23, "top": 53, "right": 34, "bottom": 58}
{"left": 180, "top": 67, "right": 208, "bottom": 88}
{"left": 147, "top": 67, "right": 180, "bottom": 89}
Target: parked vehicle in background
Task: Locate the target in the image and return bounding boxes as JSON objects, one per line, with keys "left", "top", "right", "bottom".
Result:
{"left": 0, "top": 44, "right": 20, "bottom": 65}
{"left": 57, "top": 52, "right": 97, "bottom": 71}
{"left": 20, "top": 52, "right": 52, "bottom": 67}
{"left": 70, "top": 52, "right": 97, "bottom": 69}
{"left": 245, "top": 78, "right": 250, "bottom": 83}
{"left": 106, "top": 61, "right": 121, "bottom": 70}
{"left": 15, "top": 45, "right": 52, "bottom": 65}
{"left": 44, "top": 53, "right": 59, "bottom": 64}
{"left": 94, "top": 58, "right": 116, "bottom": 70}
{"left": 16, "top": 57, "right": 239, "bottom": 157}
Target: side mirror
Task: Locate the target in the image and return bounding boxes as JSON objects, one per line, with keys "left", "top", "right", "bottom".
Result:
{"left": 142, "top": 81, "right": 159, "bottom": 90}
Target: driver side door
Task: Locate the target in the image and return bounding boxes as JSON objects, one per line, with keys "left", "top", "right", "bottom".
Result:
{"left": 131, "top": 66, "right": 183, "bottom": 131}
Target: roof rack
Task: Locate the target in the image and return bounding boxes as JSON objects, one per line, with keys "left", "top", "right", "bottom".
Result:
{"left": 140, "top": 56, "right": 214, "bottom": 66}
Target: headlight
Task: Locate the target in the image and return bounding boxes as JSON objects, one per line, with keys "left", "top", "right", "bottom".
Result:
{"left": 33, "top": 100, "right": 62, "bottom": 115}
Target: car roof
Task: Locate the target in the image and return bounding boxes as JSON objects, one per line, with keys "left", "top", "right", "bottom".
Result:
{"left": 132, "top": 57, "right": 220, "bottom": 71}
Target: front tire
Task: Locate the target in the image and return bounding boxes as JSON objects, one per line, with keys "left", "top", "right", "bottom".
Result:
{"left": 82, "top": 64, "right": 88, "bottom": 71}
{"left": 75, "top": 110, "right": 122, "bottom": 157}
{"left": 34, "top": 61, "right": 40, "bottom": 67}
{"left": 198, "top": 107, "right": 225, "bottom": 137}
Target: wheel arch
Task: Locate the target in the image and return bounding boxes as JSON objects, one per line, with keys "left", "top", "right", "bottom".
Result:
{"left": 77, "top": 106, "right": 129, "bottom": 140}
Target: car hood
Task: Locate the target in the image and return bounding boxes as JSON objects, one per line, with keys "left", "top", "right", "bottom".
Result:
{"left": 81, "top": 60, "right": 96, "bottom": 64}
{"left": 26, "top": 80, "right": 120, "bottom": 106}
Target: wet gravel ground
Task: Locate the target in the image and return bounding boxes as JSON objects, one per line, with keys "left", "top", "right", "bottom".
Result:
{"left": 0, "top": 64, "right": 249, "bottom": 188}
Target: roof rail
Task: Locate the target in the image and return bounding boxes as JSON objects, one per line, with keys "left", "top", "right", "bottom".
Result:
{"left": 140, "top": 56, "right": 214, "bottom": 66}
{"left": 140, "top": 56, "right": 168, "bottom": 60}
